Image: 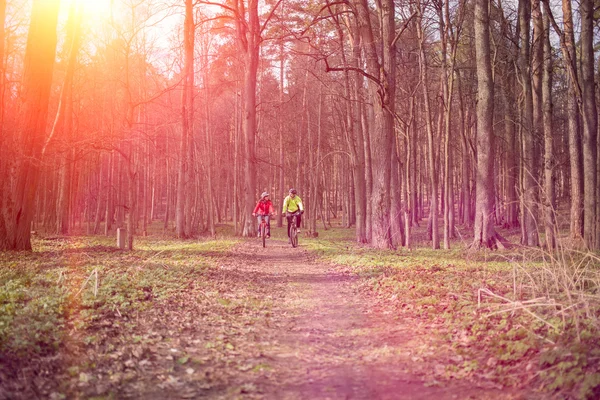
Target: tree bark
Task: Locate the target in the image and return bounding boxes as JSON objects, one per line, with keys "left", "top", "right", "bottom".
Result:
{"left": 236, "top": 0, "right": 260, "bottom": 237}
{"left": 353, "top": 0, "right": 395, "bottom": 248}
{"left": 176, "top": 0, "right": 194, "bottom": 238}
{"left": 440, "top": 0, "right": 459, "bottom": 248}
{"left": 580, "top": 0, "right": 598, "bottom": 249}
{"left": 541, "top": 8, "right": 555, "bottom": 249}
{"left": 502, "top": 77, "right": 519, "bottom": 228}
{"left": 0, "top": 0, "right": 60, "bottom": 250}
{"left": 339, "top": 13, "right": 367, "bottom": 243}
{"left": 416, "top": 0, "right": 439, "bottom": 249}
{"left": 0, "top": 0, "right": 6, "bottom": 132}
{"left": 472, "top": 0, "right": 503, "bottom": 248}
{"left": 532, "top": 0, "right": 544, "bottom": 178}
{"left": 549, "top": 0, "right": 584, "bottom": 239}
{"left": 0, "top": 0, "right": 6, "bottom": 244}
{"left": 519, "top": 0, "right": 539, "bottom": 246}
{"left": 277, "top": 40, "right": 285, "bottom": 228}
{"left": 391, "top": 137, "right": 404, "bottom": 248}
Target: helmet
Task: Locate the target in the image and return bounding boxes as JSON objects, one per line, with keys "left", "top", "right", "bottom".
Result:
{"left": 261, "top": 192, "right": 269, "bottom": 199}
{"left": 289, "top": 188, "right": 297, "bottom": 194}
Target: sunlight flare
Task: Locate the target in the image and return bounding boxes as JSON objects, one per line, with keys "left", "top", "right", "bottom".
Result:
{"left": 67, "top": 0, "right": 112, "bottom": 21}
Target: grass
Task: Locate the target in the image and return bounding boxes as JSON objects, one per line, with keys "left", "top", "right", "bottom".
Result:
{"left": 0, "top": 235, "right": 238, "bottom": 362}
{"left": 302, "top": 224, "right": 600, "bottom": 399}
{"left": 1, "top": 221, "right": 599, "bottom": 398}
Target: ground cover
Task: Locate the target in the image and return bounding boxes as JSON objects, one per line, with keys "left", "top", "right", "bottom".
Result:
{"left": 306, "top": 227, "right": 600, "bottom": 399}
{"left": 0, "top": 222, "right": 598, "bottom": 399}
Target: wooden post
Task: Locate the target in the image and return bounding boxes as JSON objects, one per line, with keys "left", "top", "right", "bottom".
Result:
{"left": 117, "top": 228, "right": 126, "bottom": 249}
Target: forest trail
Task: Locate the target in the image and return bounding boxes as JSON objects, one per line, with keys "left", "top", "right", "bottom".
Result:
{"left": 1, "top": 237, "right": 526, "bottom": 399}
{"left": 193, "top": 239, "right": 513, "bottom": 399}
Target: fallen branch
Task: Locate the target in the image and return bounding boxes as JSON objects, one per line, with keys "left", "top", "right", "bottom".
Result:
{"left": 478, "top": 288, "right": 560, "bottom": 331}
{"left": 74, "top": 268, "right": 99, "bottom": 298}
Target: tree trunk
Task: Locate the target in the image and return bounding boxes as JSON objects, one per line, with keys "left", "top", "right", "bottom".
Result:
{"left": 519, "top": 0, "right": 539, "bottom": 246}
{"left": 541, "top": 9, "right": 556, "bottom": 249}
{"left": 0, "top": 0, "right": 60, "bottom": 250}
{"left": 441, "top": 1, "right": 458, "bottom": 248}
{"left": 580, "top": 0, "right": 598, "bottom": 249}
{"left": 237, "top": 0, "right": 260, "bottom": 237}
{"left": 309, "top": 85, "right": 323, "bottom": 235}
{"left": 502, "top": 76, "right": 519, "bottom": 228}
{"left": 0, "top": 0, "right": 6, "bottom": 243}
{"left": 457, "top": 73, "right": 471, "bottom": 228}
{"left": 532, "top": 0, "right": 544, "bottom": 177}
{"left": 473, "top": 0, "right": 503, "bottom": 249}
{"left": 363, "top": 93, "right": 374, "bottom": 240}
{"left": 127, "top": 166, "right": 136, "bottom": 250}
{"left": 551, "top": 0, "right": 583, "bottom": 239}
{"left": 390, "top": 137, "right": 404, "bottom": 248}
{"left": 417, "top": 1, "right": 439, "bottom": 249}
{"left": 93, "top": 155, "right": 104, "bottom": 234}
{"left": 203, "top": 46, "right": 215, "bottom": 236}
{"left": 0, "top": 0, "right": 5, "bottom": 131}
{"left": 176, "top": 0, "right": 194, "bottom": 238}
{"left": 357, "top": 0, "right": 395, "bottom": 249}
{"left": 597, "top": 60, "right": 600, "bottom": 250}
{"left": 277, "top": 40, "right": 285, "bottom": 228}
{"left": 47, "top": 3, "right": 81, "bottom": 236}
{"left": 339, "top": 14, "right": 368, "bottom": 243}
{"left": 404, "top": 97, "right": 417, "bottom": 247}
{"left": 106, "top": 151, "right": 114, "bottom": 235}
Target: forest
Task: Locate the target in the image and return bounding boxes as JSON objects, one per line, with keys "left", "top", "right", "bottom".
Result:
{"left": 0, "top": 1, "right": 600, "bottom": 250}
{"left": 0, "top": 0, "right": 597, "bottom": 252}
{"left": 0, "top": 0, "right": 600, "bottom": 398}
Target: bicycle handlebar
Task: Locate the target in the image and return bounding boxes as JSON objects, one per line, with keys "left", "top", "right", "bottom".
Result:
{"left": 286, "top": 210, "right": 303, "bottom": 217}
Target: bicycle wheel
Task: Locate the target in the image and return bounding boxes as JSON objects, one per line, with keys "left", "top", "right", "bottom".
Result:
{"left": 290, "top": 224, "right": 298, "bottom": 248}
{"left": 261, "top": 222, "right": 266, "bottom": 247}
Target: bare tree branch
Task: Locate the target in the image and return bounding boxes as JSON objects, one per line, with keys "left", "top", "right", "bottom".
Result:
{"left": 260, "top": 0, "right": 284, "bottom": 35}
{"left": 391, "top": 12, "right": 417, "bottom": 47}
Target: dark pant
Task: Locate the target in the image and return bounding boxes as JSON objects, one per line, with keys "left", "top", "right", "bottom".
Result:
{"left": 257, "top": 215, "right": 271, "bottom": 236}
{"left": 286, "top": 212, "right": 301, "bottom": 237}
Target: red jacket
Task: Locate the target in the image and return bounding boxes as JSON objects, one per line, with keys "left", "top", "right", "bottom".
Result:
{"left": 253, "top": 199, "right": 274, "bottom": 216}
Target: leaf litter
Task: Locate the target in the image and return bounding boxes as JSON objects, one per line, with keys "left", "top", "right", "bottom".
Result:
{"left": 1, "top": 237, "right": 527, "bottom": 399}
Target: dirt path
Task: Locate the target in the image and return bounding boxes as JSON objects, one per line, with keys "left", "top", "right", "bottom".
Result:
{"left": 209, "top": 239, "right": 511, "bottom": 400}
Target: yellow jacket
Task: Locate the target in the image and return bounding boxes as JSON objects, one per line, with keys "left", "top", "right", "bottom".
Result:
{"left": 282, "top": 195, "right": 303, "bottom": 213}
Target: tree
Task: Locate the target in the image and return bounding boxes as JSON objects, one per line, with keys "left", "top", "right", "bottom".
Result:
{"left": 472, "top": 0, "right": 503, "bottom": 248}
{"left": 519, "top": 0, "right": 539, "bottom": 247}
{"left": 0, "top": 0, "right": 60, "bottom": 250}
{"left": 580, "top": 0, "right": 598, "bottom": 249}
{"left": 353, "top": 0, "right": 396, "bottom": 249}
{"left": 416, "top": 0, "right": 439, "bottom": 249}
{"left": 45, "top": 2, "right": 83, "bottom": 235}
{"left": 541, "top": 7, "right": 556, "bottom": 249}
{"left": 176, "top": 0, "right": 195, "bottom": 238}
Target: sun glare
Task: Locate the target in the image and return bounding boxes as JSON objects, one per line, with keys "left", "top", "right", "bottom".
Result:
{"left": 68, "top": 0, "right": 112, "bottom": 20}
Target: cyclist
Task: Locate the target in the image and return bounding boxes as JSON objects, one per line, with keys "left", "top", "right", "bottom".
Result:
{"left": 282, "top": 188, "right": 304, "bottom": 239}
{"left": 252, "top": 192, "right": 275, "bottom": 238}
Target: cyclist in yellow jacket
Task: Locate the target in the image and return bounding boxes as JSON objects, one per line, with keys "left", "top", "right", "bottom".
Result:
{"left": 282, "top": 188, "right": 304, "bottom": 239}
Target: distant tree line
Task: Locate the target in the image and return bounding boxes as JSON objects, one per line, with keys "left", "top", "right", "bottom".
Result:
{"left": 0, "top": 0, "right": 598, "bottom": 251}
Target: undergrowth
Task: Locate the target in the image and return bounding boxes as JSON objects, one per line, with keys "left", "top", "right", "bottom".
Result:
{"left": 0, "top": 236, "right": 237, "bottom": 370}
{"left": 306, "top": 227, "right": 600, "bottom": 399}
{"left": 2, "top": 223, "right": 598, "bottom": 399}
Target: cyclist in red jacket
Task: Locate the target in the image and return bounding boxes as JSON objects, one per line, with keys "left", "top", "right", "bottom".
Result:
{"left": 252, "top": 192, "right": 276, "bottom": 238}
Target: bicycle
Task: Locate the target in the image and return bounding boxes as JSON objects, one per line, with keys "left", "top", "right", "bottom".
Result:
{"left": 287, "top": 211, "right": 302, "bottom": 248}
{"left": 258, "top": 214, "right": 273, "bottom": 248}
